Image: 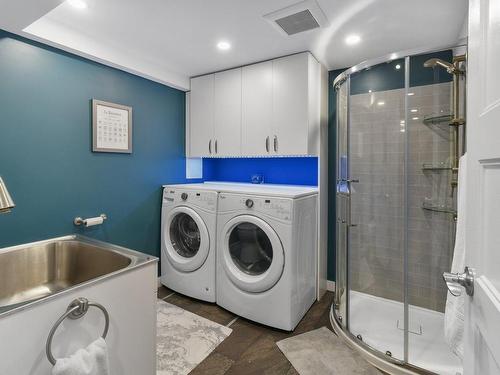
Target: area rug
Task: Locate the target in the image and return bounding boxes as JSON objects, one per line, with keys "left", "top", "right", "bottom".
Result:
{"left": 157, "top": 300, "right": 232, "bottom": 375}
{"left": 276, "top": 327, "right": 382, "bottom": 374}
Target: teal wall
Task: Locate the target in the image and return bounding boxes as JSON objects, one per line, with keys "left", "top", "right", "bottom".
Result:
{"left": 0, "top": 30, "right": 189, "bottom": 257}
{"left": 327, "top": 50, "right": 453, "bottom": 281}
{"left": 327, "top": 69, "right": 345, "bottom": 281}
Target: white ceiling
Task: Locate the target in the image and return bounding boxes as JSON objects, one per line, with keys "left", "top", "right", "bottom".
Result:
{"left": 1, "top": 0, "right": 468, "bottom": 91}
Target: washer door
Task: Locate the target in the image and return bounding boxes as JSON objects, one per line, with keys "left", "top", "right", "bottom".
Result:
{"left": 222, "top": 215, "right": 284, "bottom": 293}
{"left": 164, "top": 206, "right": 210, "bottom": 272}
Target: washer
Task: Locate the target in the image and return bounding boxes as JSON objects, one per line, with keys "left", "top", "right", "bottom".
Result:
{"left": 160, "top": 185, "right": 218, "bottom": 302}
{"left": 216, "top": 187, "right": 318, "bottom": 331}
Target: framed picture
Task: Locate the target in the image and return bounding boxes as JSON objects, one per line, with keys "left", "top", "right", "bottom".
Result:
{"left": 92, "top": 99, "right": 133, "bottom": 153}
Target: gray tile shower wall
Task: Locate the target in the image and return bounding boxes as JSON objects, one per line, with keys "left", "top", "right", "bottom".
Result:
{"left": 348, "top": 82, "right": 455, "bottom": 312}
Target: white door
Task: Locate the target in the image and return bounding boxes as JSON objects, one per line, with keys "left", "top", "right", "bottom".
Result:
{"left": 190, "top": 74, "right": 215, "bottom": 157}
{"left": 463, "top": 0, "right": 500, "bottom": 373}
{"left": 272, "top": 53, "right": 309, "bottom": 156}
{"left": 214, "top": 68, "right": 242, "bottom": 156}
{"left": 241, "top": 61, "right": 273, "bottom": 156}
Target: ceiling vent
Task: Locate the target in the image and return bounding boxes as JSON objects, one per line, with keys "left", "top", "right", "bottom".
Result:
{"left": 264, "top": 0, "right": 329, "bottom": 36}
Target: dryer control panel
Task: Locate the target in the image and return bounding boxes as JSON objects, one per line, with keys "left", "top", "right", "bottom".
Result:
{"left": 218, "top": 193, "right": 293, "bottom": 221}
{"left": 163, "top": 188, "right": 217, "bottom": 211}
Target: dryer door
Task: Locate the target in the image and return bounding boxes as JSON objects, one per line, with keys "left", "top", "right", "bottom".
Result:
{"left": 221, "top": 215, "right": 284, "bottom": 293}
{"left": 163, "top": 206, "right": 210, "bottom": 272}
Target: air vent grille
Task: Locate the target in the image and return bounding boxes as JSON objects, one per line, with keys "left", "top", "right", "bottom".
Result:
{"left": 275, "top": 9, "right": 320, "bottom": 35}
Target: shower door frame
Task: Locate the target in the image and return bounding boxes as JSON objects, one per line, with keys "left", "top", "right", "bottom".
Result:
{"left": 331, "top": 44, "right": 466, "bottom": 375}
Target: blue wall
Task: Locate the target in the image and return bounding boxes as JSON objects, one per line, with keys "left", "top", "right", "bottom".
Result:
{"left": 0, "top": 30, "right": 188, "bottom": 257}
{"left": 203, "top": 157, "right": 318, "bottom": 186}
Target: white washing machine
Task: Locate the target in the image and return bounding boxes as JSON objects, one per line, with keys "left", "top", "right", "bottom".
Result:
{"left": 216, "top": 187, "right": 318, "bottom": 331}
{"left": 160, "top": 185, "right": 218, "bottom": 302}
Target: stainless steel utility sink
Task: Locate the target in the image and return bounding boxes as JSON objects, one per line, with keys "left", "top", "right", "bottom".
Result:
{"left": 0, "top": 235, "right": 156, "bottom": 315}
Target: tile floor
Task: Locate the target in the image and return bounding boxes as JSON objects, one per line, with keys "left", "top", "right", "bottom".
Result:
{"left": 157, "top": 286, "right": 337, "bottom": 375}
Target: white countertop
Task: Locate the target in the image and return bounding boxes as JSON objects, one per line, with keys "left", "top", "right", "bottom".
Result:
{"left": 162, "top": 181, "right": 318, "bottom": 198}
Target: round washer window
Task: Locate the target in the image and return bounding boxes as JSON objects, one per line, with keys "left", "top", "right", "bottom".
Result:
{"left": 169, "top": 212, "right": 201, "bottom": 258}
{"left": 228, "top": 222, "right": 273, "bottom": 275}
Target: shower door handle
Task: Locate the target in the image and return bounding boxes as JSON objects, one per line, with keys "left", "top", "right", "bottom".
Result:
{"left": 443, "top": 266, "right": 475, "bottom": 297}
{"left": 337, "top": 179, "right": 359, "bottom": 183}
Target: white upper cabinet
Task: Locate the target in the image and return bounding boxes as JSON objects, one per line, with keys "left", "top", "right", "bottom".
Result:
{"left": 189, "top": 74, "right": 214, "bottom": 157}
{"left": 242, "top": 61, "right": 273, "bottom": 156}
{"left": 214, "top": 68, "right": 242, "bottom": 156}
{"left": 272, "top": 53, "right": 310, "bottom": 156}
{"left": 188, "top": 52, "right": 321, "bottom": 157}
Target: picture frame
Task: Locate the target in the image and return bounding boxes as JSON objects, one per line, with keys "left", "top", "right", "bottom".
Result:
{"left": 92, "top": 99, "right": 133, "bottom": 153}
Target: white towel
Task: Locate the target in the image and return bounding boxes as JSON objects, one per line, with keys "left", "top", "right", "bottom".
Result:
{"left": 444, "top": 153, "right": 467, "bottom": 360}
{"left": 52, "top": 338, "right": 110, "bottom": 375}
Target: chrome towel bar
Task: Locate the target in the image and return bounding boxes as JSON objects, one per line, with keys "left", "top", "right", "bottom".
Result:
{"left": 46, "top": 297, "right": 109, "bottom": 365}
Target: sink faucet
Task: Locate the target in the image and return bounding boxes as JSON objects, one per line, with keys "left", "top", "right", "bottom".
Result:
{"left": 0, "top": 176, "right": 15, "bottom": 214}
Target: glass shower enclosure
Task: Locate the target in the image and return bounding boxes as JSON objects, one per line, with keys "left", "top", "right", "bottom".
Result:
{"left": 331, "top": 46, "right": 466, "bottom": 375}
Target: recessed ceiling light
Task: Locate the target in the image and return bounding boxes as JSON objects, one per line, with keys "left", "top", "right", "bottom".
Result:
{"left": 407, "top": 92, "right": 415, "bottom": 96}
{"left": 411, "top": 109, "right": 418, "bottom": 113}
{"left": 368, "top": 89, "right": 372, "bottom": 93}
{"left": 395, "top": 64, "right": 401, "bottom": 70}
{"left": 345, "top": 34, "right": 361, "bottom": 46}
{"left": 217, "top": 41, "right": 231, "bottom": 51}
{"left": 412, "top": 117, "right": 419, "bottom": 120}
{"left": 377, "top": 101, "right": 385, "bottom": 106}
{"left": 67, "top": 0, "right": 87, "bottom": 9}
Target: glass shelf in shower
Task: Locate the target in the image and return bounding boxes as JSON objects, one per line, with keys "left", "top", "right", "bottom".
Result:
{"left": 422, "top": 114, "right": 453, "bottom": 125}
{"left": 422, "top": 162, "right": 453, "bottom": 171}
{"left": 421, "top": 202, "right": 457, "bottom": 215}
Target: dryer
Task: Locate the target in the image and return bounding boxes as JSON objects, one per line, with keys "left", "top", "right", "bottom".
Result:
{"left": 216, "top": 188, "right": 318, "bottom": 331}
{"left": 160, "top": 185, "right": 218, "bottom": 302}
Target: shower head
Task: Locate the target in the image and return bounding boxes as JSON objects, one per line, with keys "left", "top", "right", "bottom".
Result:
{"left": 423, "top": 58, "right": 460, "bottom": 74}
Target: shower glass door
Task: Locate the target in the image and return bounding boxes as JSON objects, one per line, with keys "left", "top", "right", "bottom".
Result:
{"left": 406, "top": 51, "right": 462, "bottom": 375}
{"left": 347, "top": 60, "right": 406, "bottom": 361}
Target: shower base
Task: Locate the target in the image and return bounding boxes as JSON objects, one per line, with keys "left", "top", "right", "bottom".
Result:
{"left": 349, "top": 291, "right": 462, "bottom": 375}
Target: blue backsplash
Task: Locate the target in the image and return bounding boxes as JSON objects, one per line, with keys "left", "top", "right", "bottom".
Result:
{"left": 203, "top": 157, "right": 318, "bottom": 186}
{"left": 0, "top": 30, "right": 188, "bottom": 256}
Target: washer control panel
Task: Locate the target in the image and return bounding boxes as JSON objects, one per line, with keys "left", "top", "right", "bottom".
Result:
{"left": 163, "top": 188, "right": 217, "bottom": 211}
{"left": 219, "top": 193, "right": 293, "bottom": 221}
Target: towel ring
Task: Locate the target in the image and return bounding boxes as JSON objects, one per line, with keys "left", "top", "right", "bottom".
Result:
{"left": 46, "top": 297, "right": 109, "bottom": 365}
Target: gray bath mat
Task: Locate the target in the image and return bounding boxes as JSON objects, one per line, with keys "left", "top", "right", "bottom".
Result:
{"left": 156, "top": 300, "right": 232, "bottom": 375}
{"left": 277, "top": 327, "right": 382, "bottom": 374}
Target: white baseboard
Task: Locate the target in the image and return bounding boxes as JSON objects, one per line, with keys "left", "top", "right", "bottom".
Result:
{"left": 327, "top": 280, "right": 335, "bottom": 292}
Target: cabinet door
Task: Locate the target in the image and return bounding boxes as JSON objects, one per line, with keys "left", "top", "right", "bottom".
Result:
{"left": 190, "top": 74, "right": 215, "bottom": 157}
{"left": 214, "top": 68, "right": 241, "bottom": 156}
{"left": 241, "top": 61, "right": 273, "bottom": 156}
{"left": 272, "top": 53, "right": 309, "bottom": 155}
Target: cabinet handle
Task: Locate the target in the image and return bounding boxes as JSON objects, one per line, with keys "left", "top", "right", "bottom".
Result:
{"left": 215, "top": 139, "right": 218, "bottom": 154}
{"left": 265, "top": 136, "right": 270, "bottom": 153}
{"left": 209, "top": 139, "right": 212, "bottom": 154}
{"left": 273, "top": 135, "right": 278, "bottom": 153}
